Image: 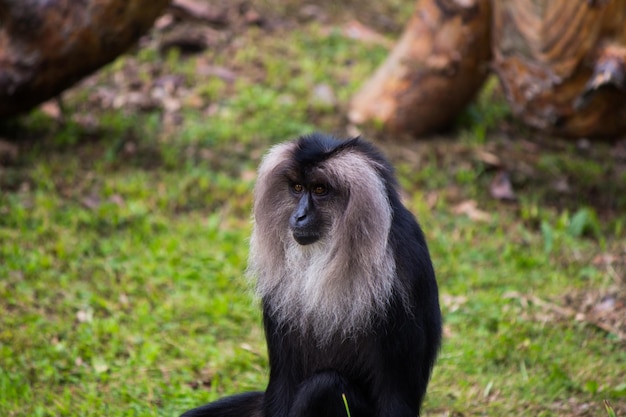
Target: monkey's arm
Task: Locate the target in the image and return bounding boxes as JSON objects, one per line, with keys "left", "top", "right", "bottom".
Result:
{"left": 180, "top": 391, "right": 264, "bottom": 417}
{"left": 371, "top": 305, "right": 433, "bottom": 417}
{"left": 372, "top": 356, "right": 423, "bottom": 416}
{"left": 372, "top": 358, "right": 423, "bottom": 417}
{"left": 262, "top": 311, "right": 299, "bottom": 417}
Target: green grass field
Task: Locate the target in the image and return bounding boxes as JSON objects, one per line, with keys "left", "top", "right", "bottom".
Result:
{"left": 1, "top": 1, "right": 625, "bottom": 416}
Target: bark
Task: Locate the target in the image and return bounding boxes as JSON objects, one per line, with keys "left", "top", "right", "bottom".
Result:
{"left": 348, "top": 0, "right": 492, "bottom": 137}
{"left": 492, "top": 0, "right": 626, "bottom": 139}
{"left": 0, "top": 0, "right": 170, "bottom": 118}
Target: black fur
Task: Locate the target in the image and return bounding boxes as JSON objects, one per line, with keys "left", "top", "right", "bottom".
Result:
{"left": 182, "top": 134, "right": 442, "bottom": 417}
{"left": 181, "top": 392, "right": 264, "bottom": 417}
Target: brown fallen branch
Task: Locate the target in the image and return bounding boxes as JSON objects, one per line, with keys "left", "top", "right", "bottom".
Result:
{"left": 492, "top": 0, "right": 626, "bottom": 139}
{"left": 0, "top": 0, "right": 170, "bottom": 118}
{"left": 348, "top": 0, "right": 492, "bottom": 136}
{"left": 351, "top": 0, "right": 626, "bottom": 139}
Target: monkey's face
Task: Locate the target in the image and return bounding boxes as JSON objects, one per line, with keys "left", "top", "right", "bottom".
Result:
{"left": 253, "top": 135, "right": 388, "bottom": 256}
{"left": 287, "top": 180, "right": 334, "bottom": 245}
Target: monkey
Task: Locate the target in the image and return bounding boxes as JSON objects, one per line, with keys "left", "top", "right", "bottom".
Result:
{"left": 182, "top": 133, "right": 442, "bottom": 417}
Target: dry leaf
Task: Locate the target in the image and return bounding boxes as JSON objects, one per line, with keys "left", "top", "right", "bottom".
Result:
{"left": 452, "top": 200, "right": 491, "bottom": 222}
{"left": 311, "top": 83, "right": 337, "bottom": 107}
{"left": 81, "top": 195, "right": 101, "bottom": 210}
{"left": 341, "top": 20, "right": 393, "bottom": 48}
{"left": 475, "top": 149, "right": 501, "bottom": 167}
{"left": 76, "top": 309, "right": 93, "bottom": 323}
{"left": 40, "top": 99, "right": 62, "bottom": 120}
{"left": 489, "top": 170, "right": 516, "bottom": 201}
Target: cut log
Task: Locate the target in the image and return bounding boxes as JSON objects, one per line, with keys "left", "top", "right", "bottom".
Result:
{"left": 0, "top": 0, "right": 170, "bottom": 118}
{"left": 492, "top": 0, "right": 626, "bottom": 139}
{"left": 348, "top": 0, "right": 492, "bottom": 137}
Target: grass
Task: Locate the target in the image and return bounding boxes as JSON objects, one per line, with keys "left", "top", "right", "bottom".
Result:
{"left": 342, "top": 393, "right": 352, "bottom": 417}
{"left": 1, "top": 1, "right": 625, "bottom": 416}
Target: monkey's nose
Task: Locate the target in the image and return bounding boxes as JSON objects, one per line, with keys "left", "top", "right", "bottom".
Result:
{"left": 290, "top": 202, "right": 310, "bottom": 228}
{"left": 295, "top": 211, "right": 307, "bottom": 224}
{"left": 290, "top": 213, "right": 308, "bottom": 230}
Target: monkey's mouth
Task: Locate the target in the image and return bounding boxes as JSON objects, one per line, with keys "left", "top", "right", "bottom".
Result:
{"left": 292, "top": 231, "right": 320, "bottom": 245}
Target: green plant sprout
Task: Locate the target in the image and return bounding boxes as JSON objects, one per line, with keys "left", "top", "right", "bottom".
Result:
{"left": 342, "top": 393, "right": 352, "bottom": 417}
{"left": 605, "top": 400, "right": 617, "bottom": 417}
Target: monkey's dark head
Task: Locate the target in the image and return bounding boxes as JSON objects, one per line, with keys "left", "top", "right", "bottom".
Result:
{"left": 253, "top": 133, "right": 395, "bottom": 248}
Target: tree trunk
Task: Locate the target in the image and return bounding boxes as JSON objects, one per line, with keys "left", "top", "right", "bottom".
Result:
{"left": 492, "top": 0, "right": 626, "bottom": 139}
{"left": 0, "top": 0, "right": 170, "bottom": 118}
{"left": 348, "top": 0, "right": 492, "bottom": 137}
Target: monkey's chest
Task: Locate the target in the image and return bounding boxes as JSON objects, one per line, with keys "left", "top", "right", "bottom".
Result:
{"left": 291, "top": 332, "right": 376, "bottom": 379}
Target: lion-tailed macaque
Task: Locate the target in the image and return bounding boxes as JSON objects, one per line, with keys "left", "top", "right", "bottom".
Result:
{"left": 182, "top": 133, "right": 442, "bottom": 417}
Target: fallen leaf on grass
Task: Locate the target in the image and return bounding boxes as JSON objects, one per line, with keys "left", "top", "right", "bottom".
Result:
{"left": 311, "top": 83, "right": 337, "bottom": 108}
{"left": 475, "top": 149, "right": 501, "bottom": 167}
{"left": 40, "top": 99, "right": 63, "bottom": 120}
{"left": 441, "top": 294, "right": 468, "bottom": 313}
{"left": 81, "top": 195, "right": 101, "bottom": 210}
{"left": 195, "top": 60, "right": 237, "bottom": 82}
{"left": 341, "top": 20, "right": 393, "bottom": 48}
{"left": 452, "top": 200, "right": 491, "bottom": 222}
{"left": 489, "top": 170, "right": 516, "bottom": 201}
{"left": 76, "top": 309, "right": 93, "bottom": 323}
{"left": 506, "top": 291, "right": 626, "bottom": 341}
{"left": 320, "top": 20, "right": 393, "bottom": 48}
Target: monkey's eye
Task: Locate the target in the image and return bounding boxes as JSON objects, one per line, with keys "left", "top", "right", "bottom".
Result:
{"left": 312, "top": 185, "right": 327, "bottom": 196}
{"left": 292, "top": 183, "right": 304, "bottom": 193}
